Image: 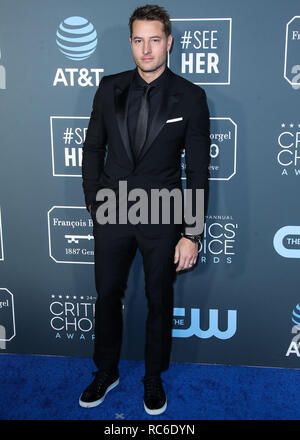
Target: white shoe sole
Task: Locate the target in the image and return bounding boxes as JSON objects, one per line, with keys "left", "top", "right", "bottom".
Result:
{"left": 144, "top": 398, "right": 167, "bottom": 415}
{"left": 79, "top": 378, "right": 119, "bottom": 408}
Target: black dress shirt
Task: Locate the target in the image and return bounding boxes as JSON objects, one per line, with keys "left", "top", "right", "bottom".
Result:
{"left": 127, "top": 66, "right": 170, "bottom": 155}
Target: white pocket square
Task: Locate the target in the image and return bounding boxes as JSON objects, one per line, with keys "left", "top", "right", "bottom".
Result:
{"left": 166, "top": 117, "right": 183, "bottom": 123}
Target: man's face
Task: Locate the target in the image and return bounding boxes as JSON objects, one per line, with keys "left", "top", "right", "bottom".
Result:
{"left": 130, "top": 19, "right": 172, "bottom": 73}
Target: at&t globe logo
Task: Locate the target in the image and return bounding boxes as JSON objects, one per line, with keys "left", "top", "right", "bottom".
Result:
{"left": 53, "top": 16, "right": 104, "bottom": 87}
{"left": 286, "top": 304, "right": 300, "bottom": 358}
{"left": 56, "top": 16, "right": 97, "bottom": 61}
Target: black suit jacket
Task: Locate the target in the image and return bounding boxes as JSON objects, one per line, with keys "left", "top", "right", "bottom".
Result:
{"left": 82, "top": 67, "right": 210, "bottom": 236}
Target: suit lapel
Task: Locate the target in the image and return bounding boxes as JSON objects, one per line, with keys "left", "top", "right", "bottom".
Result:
{"left": 114, "top": 71, "right": 135, "bottom": 165}
{"left": 114, "top": 68, "right": 181, "bottom": 165}
{"left": 137, "top": 90, "right": 181, "bottom": 163}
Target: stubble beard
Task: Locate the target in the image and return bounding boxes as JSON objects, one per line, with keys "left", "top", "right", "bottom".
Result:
{"left": 136, "top": 57, "right": 167, "bottom": 74}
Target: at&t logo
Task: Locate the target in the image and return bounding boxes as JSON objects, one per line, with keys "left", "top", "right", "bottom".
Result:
{"left": 53, "top": 16, "right": 103, "bottom": 87}
{"left": 286, "top": 304, "right": 300, "bottom": 357}
{"left": 56, "top": 16, "right": 97, "bottom": 60}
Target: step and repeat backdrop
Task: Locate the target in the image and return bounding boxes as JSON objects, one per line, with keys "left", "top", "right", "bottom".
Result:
{"left": 0, "top": 0, "right": 300, "bottom": 368}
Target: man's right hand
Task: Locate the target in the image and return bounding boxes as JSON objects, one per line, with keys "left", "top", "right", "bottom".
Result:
{"left": 88, "top": 204, "right": 91, "bottom": 214}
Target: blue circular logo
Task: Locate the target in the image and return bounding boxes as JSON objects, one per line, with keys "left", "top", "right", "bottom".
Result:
{"left": 292, "top": 304, "right": 300, "bottom": 326}
{"left": 56, "top": 16, "right": 98, "bottom": 61}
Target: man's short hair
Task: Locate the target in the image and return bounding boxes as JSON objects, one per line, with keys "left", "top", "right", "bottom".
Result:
{"left": 129, "top": 4, "right": 171, "bottom": 37}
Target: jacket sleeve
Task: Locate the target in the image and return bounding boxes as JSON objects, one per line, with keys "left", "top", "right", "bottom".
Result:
{"left": 183, "top": 87, "right": 210, "bottom": 235}
{"left": 81, "top": 76, "right": 108, "bottom": 210}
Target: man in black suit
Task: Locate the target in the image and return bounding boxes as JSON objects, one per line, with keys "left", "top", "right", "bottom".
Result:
{"left": 79, "top": 4, "right": 210, "bottom": 415}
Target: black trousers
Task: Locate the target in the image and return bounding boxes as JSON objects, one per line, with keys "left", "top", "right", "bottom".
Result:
{"left": 91, "top": 207, "right": 181, "bottom": 377}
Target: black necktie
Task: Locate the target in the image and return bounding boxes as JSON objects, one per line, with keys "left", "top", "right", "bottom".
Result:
{"left": 133, "top": 84, "right": 153, "bottom": 162}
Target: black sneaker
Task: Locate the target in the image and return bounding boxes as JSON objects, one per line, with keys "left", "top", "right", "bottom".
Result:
{"left": 79, "top": 370, "right": 119, "bottom": 408}
{"left": 142, "top": 375, "right": 167, "bottom": 415}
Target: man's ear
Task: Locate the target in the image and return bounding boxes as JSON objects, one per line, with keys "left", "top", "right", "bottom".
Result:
{"left": 167, "top": 34, "right": 173, "bottom": 52}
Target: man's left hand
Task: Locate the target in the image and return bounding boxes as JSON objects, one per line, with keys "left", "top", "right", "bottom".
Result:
{"left": 174, "top": 237, "right": 199, "bottom": 272}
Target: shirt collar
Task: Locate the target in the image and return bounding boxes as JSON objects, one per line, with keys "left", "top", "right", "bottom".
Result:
{"left": 133, "top": 66, "right": 170, "bottom": 89}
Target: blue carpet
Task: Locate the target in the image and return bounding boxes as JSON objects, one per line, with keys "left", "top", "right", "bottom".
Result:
{"left": 0, "top": 353, "right": 299, "bottom": 420}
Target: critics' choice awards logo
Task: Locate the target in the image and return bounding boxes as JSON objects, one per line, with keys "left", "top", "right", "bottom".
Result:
{"left": 198, "top": 215, "right": 238, "bottom": 264}
{"left": 48, "top": 206, "right": 94, "bottom": 264}
{"left": 173, "top": 308, "right": 237, "bottom": 339}
{"left": 286, "top": 304, "right": 300, "bottom": 357}
{"left": 284, "top": 16, "right": 300, "bottom": 89}
{"left": 276, "top": 123, "right": 300, "bottom": 176}
{"left": 169, "top": 18, "right": 232, "bottom": 85}
{"left": 0, "top": 288, "right": 16, "bottom": 350}
{"left": 273, "top": 226, "right": 300, "bottom": 259}
{"left": 49, "top": 293, "right": 96, "bottom": 342}
{"left": 49, "top": 295, "right": 237, "bottom": 342}
{"left": 53, "top": 16, "right": 103, "bottom": 87}
{"left": 50, "top": 116, "right": 90, "bottom": 176}
{"left": 181, "top": 117, "right": 237, "bottom": 181}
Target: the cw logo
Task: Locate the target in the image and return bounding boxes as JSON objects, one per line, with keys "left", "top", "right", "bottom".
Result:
{"left": 172, "top": 308, "right": 237, "bottom": 339}
{"left": 273, "top": 226, "right": 300, "bottom": 258}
